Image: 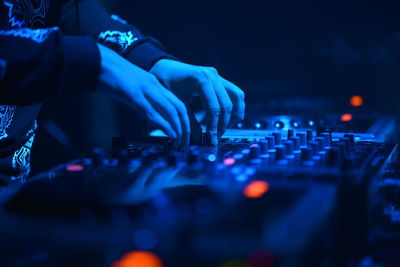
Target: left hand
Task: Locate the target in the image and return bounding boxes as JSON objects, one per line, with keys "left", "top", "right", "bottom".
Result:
{"left": 150, "top": 59, "right": 245, "bottom": 138}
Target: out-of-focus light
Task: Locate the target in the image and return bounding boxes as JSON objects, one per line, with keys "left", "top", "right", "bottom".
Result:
{"left": 274, "top": 121, "right": 284, "bottom": 129}
{"left": 223, "top": 157, "right": 236, "bottom": 166}
{"left": 207, "top": 154, "right": 217, "bottom": 162}
{"left": 307, "top": 120, "right": 315, "bottom": 127}
{"left": 112, "top": 251, "right": 163, "bottom": 267}
{"left": 243, "top": 181, "right": 270, "bottom": 199}
{"left": 350, "top": 95, "right": 364, "bottom": 107}
{"left": 341, "top": 113, "right": 353, "bottom": 122}
{"left": 220, "top": 260, "right": 246, "bottom": 267}
{"left": 66, "top": 164, "right": 84, "bottom": 172}
{"left": 247, "top": 248, "right": 274, "bottom": 267}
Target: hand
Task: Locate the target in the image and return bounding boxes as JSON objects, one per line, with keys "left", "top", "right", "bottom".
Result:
{"left": 97, "top": 44, "right": 190, "bottom": 148}
{"left": 150, "top": 59, "right": 245, "bottom": 138}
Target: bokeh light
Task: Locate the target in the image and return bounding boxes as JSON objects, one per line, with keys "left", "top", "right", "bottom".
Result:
{"left": 350, "top": 95, "right": 364, "bottom": 107}
{"left": 243, "top": 181, "right": 270, "bottom": 199}
{"left": 340, "top": 113, "right": 353, "bottom": 122}
{"left": 112, "top": 251, "right": 163, "bottom": 267}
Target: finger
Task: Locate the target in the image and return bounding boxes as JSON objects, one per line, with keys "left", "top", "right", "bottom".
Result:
{"left": 137, "top": 96, "right": 178, "bottom": 143}
{"left": 162, "top": 89, "right": 191, "bottom": 149}
{"left": 221, "top": 77, "right": 245, "bottom": 125}
{"left": 211, "top": 73, "right": 233, "bottom": 137}
{"left": 197, "top": 75, "right": 220, "bottom": 133}
{"left": 146, "top": 88, "right": 182, "bottom": 149}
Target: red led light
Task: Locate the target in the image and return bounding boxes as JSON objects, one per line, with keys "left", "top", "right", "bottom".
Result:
{"left": 350, "top": 95, "right": 363, "bottom": 107}
{"left": 66, "top": 164, "right": 84, "bottom": 172}
{"left": 112, "top": 251, "right": 164, "bottom": 267}
{"left": 243, "top": 181, "right": 270, "bottom": 199}
{"left": 223, "top": 157, "right": 236, "bottom": 166}
{"left": 340, "top": 113, "right": 353, "bottom": 122}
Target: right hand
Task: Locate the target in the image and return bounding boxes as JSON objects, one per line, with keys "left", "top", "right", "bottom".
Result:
{"left": 97, "top": 44, "right": 190, "bottom": 148}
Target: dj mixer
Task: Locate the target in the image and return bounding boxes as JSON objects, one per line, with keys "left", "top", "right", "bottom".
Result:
{"left": 1, "top": 114, "right": 400, "bottom": 267}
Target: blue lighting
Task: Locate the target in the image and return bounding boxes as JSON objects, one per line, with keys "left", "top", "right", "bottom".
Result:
{"left": 133, "top": 229, "right": 158, "bottom": 250}
{"left": 308, "top": 120, "right": 315, "bottom": 127}
{"left": 207, "top": 154, "right": 217, "bottom": 162}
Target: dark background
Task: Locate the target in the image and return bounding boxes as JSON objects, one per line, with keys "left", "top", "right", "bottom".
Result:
{"left": 32, "top": 0, "right": 400, "bottom": 172}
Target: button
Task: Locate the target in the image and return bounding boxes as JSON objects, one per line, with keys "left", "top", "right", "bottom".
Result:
{"left": 273, "top": 121, "right": 284, "bottom": 129}
{"left": 249, "top": 144, "right": 261, "bottom": 159}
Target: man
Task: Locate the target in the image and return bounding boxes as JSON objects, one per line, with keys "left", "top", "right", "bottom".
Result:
{"left": 0, "top": 0, "right": 245, "bottom": 182}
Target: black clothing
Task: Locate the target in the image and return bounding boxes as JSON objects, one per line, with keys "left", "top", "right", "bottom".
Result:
{"left": 0, "top": 0, "right": 175, "bottom": 182}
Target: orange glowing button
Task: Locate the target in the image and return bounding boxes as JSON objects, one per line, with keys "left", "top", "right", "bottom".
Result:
{"left": 243, "top": 181, "right": 270, "bottom": 199}
{"left": 350, "top": 95, "right": 364, "bottom": 107}
{"left": 340, "top": 113, "right": 353, "bottom": 122}
{"left": 112, "top": 251, "right": 164, "bottom": 267}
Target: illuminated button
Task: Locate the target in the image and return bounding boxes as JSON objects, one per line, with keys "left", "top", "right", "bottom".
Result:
{"left": 290, "top": 120, "right": 300, "bottom": 128}
{"left": 253, "top": 121, "right": 266, "bottom": 129}
{"left": 273, "top": 121, "right": 284, "bottom": 129}
{"left": 236, "top": 121, "right": 245, "bottom": 129}
{"left": 341, "top": 113, "right": 353, "bottom": 122}
{"left": 350, "top": 95, "right": 364, "bottom": 107}
{"left": 223, "top": 157, "right": 236, "bottom": 166}
{"left": 66, "top": 164, "right": 84, "bottom": 172}
{"left": 243, "top": 181, "right": 270, "bottom": 199}
{"left": 112, "top": 251, "right": 163, "bottom": 267}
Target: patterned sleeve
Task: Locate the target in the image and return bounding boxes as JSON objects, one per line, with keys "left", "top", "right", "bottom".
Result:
{"left": 0, "top": 26, "right": 100, "bottom": 105}
{"left": 60, "top": 0, "right": 178, "bottom": 71}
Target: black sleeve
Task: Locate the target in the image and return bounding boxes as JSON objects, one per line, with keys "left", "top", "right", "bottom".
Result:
{"left": 60, "top": 0, "right": 177, "bottom": 71}
{"left": 0, "top": 27, "right": 100, "bottom": 105}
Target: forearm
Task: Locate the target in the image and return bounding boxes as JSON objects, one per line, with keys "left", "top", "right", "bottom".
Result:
{"left": 60, "top": 0, "right": 177, "bottom": 70}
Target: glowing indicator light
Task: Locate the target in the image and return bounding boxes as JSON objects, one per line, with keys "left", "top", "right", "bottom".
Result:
{"left": 66, "top": 164, "right": 84, "bottom": 172}
{"left": 243, "top": 181, "right": 270, "bottom": 199}
{"left": 350, "top": 95, "right": 364, "bottom": 107}
{"left": 112, "top": 251, "right": 164, "bottom": 267}
{"left": 340, "top": 113, "right": 353, "bottom": 122}
{"left": 223, "top": 157, "right": 236, "bottom": 166}
{"left": 308, "top": 120, "right": 315, "bottom": 127}
{"left": 207, "top": 154, "right": 217, "bottom": 162}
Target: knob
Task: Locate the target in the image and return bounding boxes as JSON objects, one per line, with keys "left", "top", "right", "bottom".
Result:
{"left": 301, "top": 147, "right": 314, "bottom": 165}
{"left": 284, "top": 140, "right": 294, "bottom": 155}
{"left": 272, "top": 132, "right": 282, "bottom": 146}
{"left": 290, "top": 136, "right": 301, "bottom": 151}
{"left": 307, "top": 141, "right": 320, "bottom": 156}
{"left": 320, "top": 133, "right": 332, "bottom": 148}
{"left": 306, "top": 129, "right": 313, "bottom": 142}
{"left": 249, "top": 144, "right": 261, "bottom": 159}
{"left": 296, "top": 133, "right": 307, "bottom": 147}
{"left": 265, "top": 136, "right": 276, "bottom": 151}
{"left": 344, "top": 134, "right": 355, "bottom": 147}
{"left": 258, "top": 140, "right": 269, "bottom": 155}
{"left": 276, "top": 146, "right": 287, "bottom": 161}
{"left": 287, "top": 129, "right": 295, "bottom": 139}
{"left": 340, "top": 137, "right": 351, "bottom": 152}
{"left": 314, "top": 137, "right": 326, "bottom": 152}
{"left": 326, "top": 148, "right": 341, "bottom": 166}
